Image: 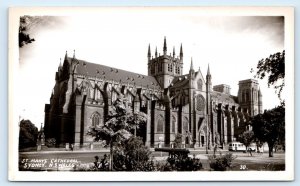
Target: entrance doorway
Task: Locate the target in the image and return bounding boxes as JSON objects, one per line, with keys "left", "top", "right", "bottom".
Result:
{"left": 201, "top": 136, "right": 205, "bottom": 147}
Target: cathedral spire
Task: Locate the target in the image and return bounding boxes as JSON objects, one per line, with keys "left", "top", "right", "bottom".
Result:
{"left": 147, "top": 44, "right": 151, "bottom": 59}
{"left": 190, "top": 58, "right": 194, "bottom": 70}
{"left": 173, "top": 46, "right": 175, "bottom": 57}
{"left": 207, "top": 63, "right": 211, "bottom": 76}
{"left": 64, "top": 50, "right": 68, "bottom": 60}
{"left": 59, "top": 58, "right": 62, "bottom": 66}
{"left": 180, "top": 43, "right": 183, "bottom": 60}
{"left": 155, "top": 46, "right": 158, "bottom": 57}
{"left": 163, "top": 36, "right": 167, "bottom": 55}
{"left": 206, "top": 63, "right": 212, "bottom": 91}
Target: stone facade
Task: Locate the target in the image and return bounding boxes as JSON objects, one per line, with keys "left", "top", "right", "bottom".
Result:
{"left": 44, "top": 37, "right": 263, "bottom": 149}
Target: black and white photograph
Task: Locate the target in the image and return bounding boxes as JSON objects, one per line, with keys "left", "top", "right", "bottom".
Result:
{"left": 8, "top": 7, "right": 294, "bottom": 181}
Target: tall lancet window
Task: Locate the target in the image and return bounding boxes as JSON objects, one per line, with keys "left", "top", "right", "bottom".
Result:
{"left": 171, "top": 116, "right": 176, "bottom": 133}
{"left": 92, "top": 112, "right": 103, "bottom": 127}
{"left": 157, "top": 115, "right": 164, "bottom": 133}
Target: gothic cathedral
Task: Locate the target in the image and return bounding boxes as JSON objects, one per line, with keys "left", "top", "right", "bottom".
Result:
{"left": 44, "top": 37, "right": 263, "bottom": 149}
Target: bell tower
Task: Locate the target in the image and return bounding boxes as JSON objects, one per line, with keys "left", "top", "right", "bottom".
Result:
{"left": 238, "top": 79, "right": 262, "bottom": 116}
{"left": 147, "top": 37, "right": 183, "bottom": 88}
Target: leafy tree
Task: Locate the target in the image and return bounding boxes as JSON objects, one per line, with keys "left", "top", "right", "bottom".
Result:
{"left": 251, "top": 50, "right": 285, "bottom": 101}
{"left": 19, "top": 16, "right": 35, "bottom": 47}
{"left": 250, "top": 105, "right": 285, "bottom": 157}
{"left": 238, "top": 130, "right": 254, "bottom": 151}
{"left": 88, "top": 98, "right": 147, "bottom": 170}
{"left": 19, "top": 119, "right": 38, "bottom": 149}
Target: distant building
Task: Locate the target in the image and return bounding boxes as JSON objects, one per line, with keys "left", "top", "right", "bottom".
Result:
{"left": 44, "top": 37, "right": 263, "bottom": 149}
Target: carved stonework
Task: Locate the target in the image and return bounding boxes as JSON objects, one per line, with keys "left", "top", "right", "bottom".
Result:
{"left": 196, "top": 94, "right": 205, "bottom": 111}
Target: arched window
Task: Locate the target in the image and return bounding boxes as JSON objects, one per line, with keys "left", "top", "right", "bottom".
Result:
{"left": 183, "top": 117, "right": 189, "bottom": 133}
{"left": 197, "top": 79, "right": 203, "bottom": 91}
{"left": 92, "top": 112, "right": 102, "bottom": 127}
{"left": 171, "top": 116, "right": 176, "bottom": 133}
{"left": 196, "top": 94, "right": 205, "bottom": 111}
{"left": 157, "top": 115, "right": 164, "bottom": 133}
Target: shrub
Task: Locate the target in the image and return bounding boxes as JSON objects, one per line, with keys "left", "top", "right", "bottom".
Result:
{"left": 156, "top": 154, "right": 202, "bottom": 171}
{"left": 208, "top": 153, "right": 236, "bottom": 171}
{"left": 113, "top": 136, "right": 155, "bottom": 171}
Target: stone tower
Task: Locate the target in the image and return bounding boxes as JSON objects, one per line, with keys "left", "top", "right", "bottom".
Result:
{"left": 147, "top": 37, "right": 183, "bottom": 88}
{"left": 238, "top": 79, "right": 261, "bottom": 116}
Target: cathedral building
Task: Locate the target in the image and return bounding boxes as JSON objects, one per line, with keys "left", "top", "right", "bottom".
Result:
{"left": 44, "top": 37, "right": 263, "bottom": 149}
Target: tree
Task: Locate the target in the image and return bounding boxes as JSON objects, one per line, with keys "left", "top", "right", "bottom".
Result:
{"left": 250, "top": 105, "right": 285, "bottom": 157}
{"left": 19, "top": 16, "right": 35, "bottom": 47}
{"left": 19, "top": 120, "right": 38, "bottom": 149}
{"left": 238, "top": 130, "right": 254, "bottom": 153}
{"left": 87, "top": 97, "right": 147, "bottom": 171}
{"left": 251, "top": 50, "right": 285, "bottom": 102}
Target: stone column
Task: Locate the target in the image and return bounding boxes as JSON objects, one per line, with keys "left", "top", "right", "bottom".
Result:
{"left": 145, "top": 100, "right": 151, "bottom": 146}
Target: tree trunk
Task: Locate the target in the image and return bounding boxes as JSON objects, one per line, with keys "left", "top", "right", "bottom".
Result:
{"left": 268, "top": 142, "right": 274, "bottom": 157}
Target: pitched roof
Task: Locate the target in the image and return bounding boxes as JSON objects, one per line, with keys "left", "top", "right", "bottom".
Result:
{"left": 72, "top": 57, "right": 161, "bottom": 90}
{"left": 170, "top": 74, "right": 189, "bottom": 89}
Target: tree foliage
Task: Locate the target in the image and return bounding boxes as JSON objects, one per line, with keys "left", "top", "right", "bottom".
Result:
{"left": 238, "top": 130, "right": 254, "bottom": 150}
{"left": 87, "top": 98, "right": 147, "bottom": 170}
{"left": 251, "top": 50, "right": 285, "bottom": 101}
{"left": 19, "top": 119, "right": 38, "bottom": 149}
{"left": 19, "top": 16, "right": 35, "bottom": 47}
{"left": 250, "top": 105, "right": 285, "bottom": 157}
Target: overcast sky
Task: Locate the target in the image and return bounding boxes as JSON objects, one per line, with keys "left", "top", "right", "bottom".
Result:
{"left": 18, "top": 8, "right": 285, "bottom": 127}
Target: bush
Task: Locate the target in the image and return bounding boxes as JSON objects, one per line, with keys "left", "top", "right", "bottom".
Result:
{"left": 156, "top": 154, "right": 202, "bottom": 171}
{"left": 208, "top": 153, "right": 236, "bottom": 171}
{"left": 113, "top": 136, "right": 155, "bottom": 171}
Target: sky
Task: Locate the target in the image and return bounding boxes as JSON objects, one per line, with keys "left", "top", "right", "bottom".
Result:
{"left": 18, "top": 8, "right": 285, "bottom": 127}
